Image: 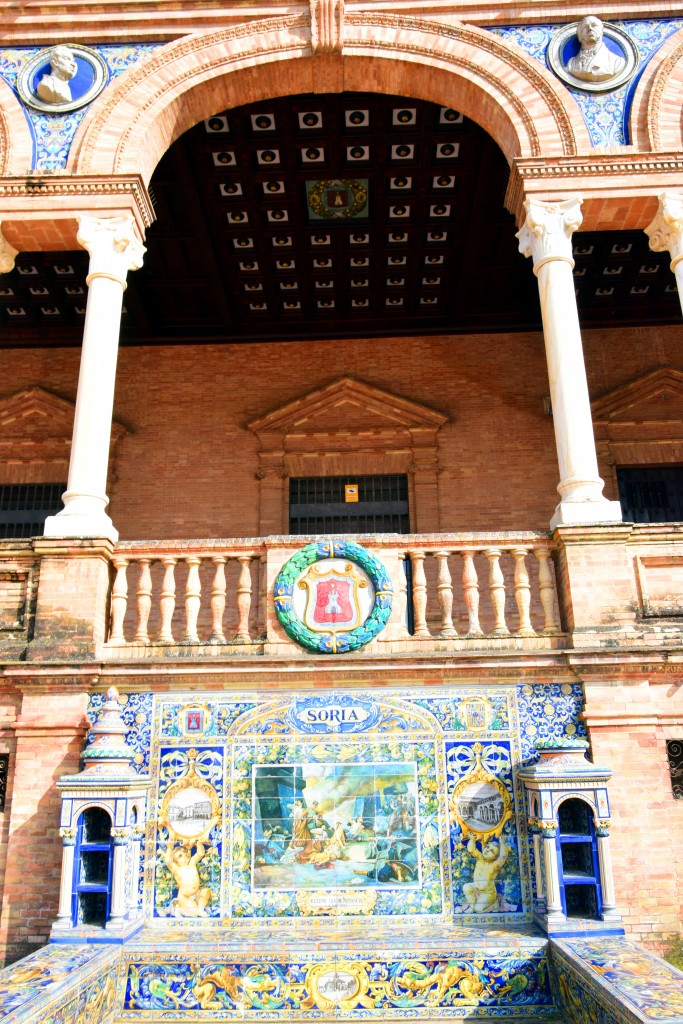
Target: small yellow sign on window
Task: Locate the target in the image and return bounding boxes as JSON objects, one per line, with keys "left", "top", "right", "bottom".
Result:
{"left": 345, "top": 484, "right": 359, "bottom": 503}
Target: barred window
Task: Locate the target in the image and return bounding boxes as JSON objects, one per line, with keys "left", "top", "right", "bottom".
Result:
{"left": 0, "top": 754, "right": 9, "bottom": 812}
{"left": 289, "top": 475, "right": 409, "bottom": 535}
{"left": 666, "top": 740, "right": 683, "bottom": 799}
{"left": 617, "top": 467, "right": 683, "bottom": 523}
{"left": 0, "top": 484, "right": 65, "bottom": 539}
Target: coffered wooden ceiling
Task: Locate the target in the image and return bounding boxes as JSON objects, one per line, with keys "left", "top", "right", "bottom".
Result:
{"left": 1, "top": 92, "right": 680, "bottom": 347}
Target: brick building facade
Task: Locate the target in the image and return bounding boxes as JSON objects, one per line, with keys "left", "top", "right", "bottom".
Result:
{"left": 0, "top": 1, "right": 682, "bottom": 1021}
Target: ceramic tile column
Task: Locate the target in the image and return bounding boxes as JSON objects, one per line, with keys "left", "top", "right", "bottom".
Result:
{"left": 645, "top": 192, "right": 683, "bottom": 317}
{"left": 44, "top": 214, "right": 145, "bottom": 542}
{"left": 541, "top": 821, "right": 565, "bottom": 920}
{"left": 517, "top": 199, "right": 622, "bottom": 529}
{"left": 129, "top": 825, "right": 145, "bottom": 917}
{"left": 109, "top": 828, "right": 132, "bottom": 923}
{"left": 53, "top": 828, "right": 77, "bottom": 930}
{"left": 595, "top": 820, "right": 619, "bottom": 919}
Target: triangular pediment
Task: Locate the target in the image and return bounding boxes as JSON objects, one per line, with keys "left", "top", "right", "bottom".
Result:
{"left": 591, "top": 368, "right": 683, "bottom": 424}
{"left": 0, "top": 386, "right": 127, "bottom": 452}
{"left": 248, "top": 377, "right": 448, "bottom": 436}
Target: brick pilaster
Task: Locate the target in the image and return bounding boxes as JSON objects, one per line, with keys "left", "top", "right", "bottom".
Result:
{"left": 0, "top": 678, "right": 91, "bottom": 965}
{"left": 27, "top": 539, "right": 113, "bottom": 660}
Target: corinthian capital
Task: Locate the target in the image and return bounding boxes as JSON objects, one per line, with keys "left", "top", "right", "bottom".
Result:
{"left": 0, "top": 223, "right": 18, "bottom": 274}
{"left": 516, "top": 198, "right": 583, "bottom": 272}
{"left": 77, "top": 214, "right": 146, "bottom": 287}
{"left": 310, "top": 0, "right": 344, "bottom": 54}
{"left": 645, "top": 192, "right": 683, "bottom": 269}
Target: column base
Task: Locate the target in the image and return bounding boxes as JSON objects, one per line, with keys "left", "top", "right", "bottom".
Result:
{"left": 550, "top": 499, "right": 622, "bottom": 530}
{"left": 44, "top": 511, "right": 118, "bottom": 543}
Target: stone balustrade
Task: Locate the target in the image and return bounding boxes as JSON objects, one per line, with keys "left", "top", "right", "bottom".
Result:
{"left": 107, "top": 540, "right": 263, "bottom": 650}
{"left": 100, "top": 533, "right": 562, "bottom": 655}
{"left": 2, "top": 525, "right": 680, "bottom": 660}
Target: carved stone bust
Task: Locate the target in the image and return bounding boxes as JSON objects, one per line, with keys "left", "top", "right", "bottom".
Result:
{"left": 36, "top": 45, "right": 78, "bottom": 104}
{"left": 566, "top": 16, "right": 625, "bottom": 82}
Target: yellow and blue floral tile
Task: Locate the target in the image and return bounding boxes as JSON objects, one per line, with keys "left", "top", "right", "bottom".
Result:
{"left": 551, "top": 937, "right": 683, "bottom": 1024}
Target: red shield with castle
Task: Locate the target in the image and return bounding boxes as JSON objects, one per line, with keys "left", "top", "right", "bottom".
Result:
{"left": 299, "top": 561, "right": 369, "bottom": 633}
{"left": 312, "top": 577, "right": 354, "bottom": 625}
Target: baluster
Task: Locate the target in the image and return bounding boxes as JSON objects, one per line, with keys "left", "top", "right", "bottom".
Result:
{"left": 132, "top": 559, "right": 152, "bottom": 645}
{"left": 233, "top": 555, "right": 252, "bottom": 643}
{"left": 409, "top": 550, "right": 431, "bottom": 639}
{"left": 182, "top": 556, "right": 202, "bottom": 644}
{"left": 109, "top": 557, "right": 129, "bottom": 645}
{"left": 512, "top": 547, "right": 536, "bottom": 637}
{"left": 392, "top": 550, "right": 410, "bottom": 639}
{"left": 435, "top": 550, "right": 457, "bottom": 638}
{"left": 535, "top": 548, "right": 561, "bottom": 634}
{"left": 157, "top": 557, "right": 177, "bottom": 644}
{"left": 461, "top": 551, "right": 483, "bottom": 637}
{"left": 258, "top": 553, "right": 268, "bottom": 641}
{"left": 208, "top": 556, "right": 227, "bottom": 644}
{"left": 485, "top": 547, "right": 509, "bottom": 636}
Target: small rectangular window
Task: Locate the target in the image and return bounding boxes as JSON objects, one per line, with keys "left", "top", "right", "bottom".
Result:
{"left": 617, "top": 466, "right": 683, "bottom": 523}
{"left": 289, "top": 475, "right": 409, "bottom": 535}
{"left": 0, "top": 484, "right": 65, "bottom": 539}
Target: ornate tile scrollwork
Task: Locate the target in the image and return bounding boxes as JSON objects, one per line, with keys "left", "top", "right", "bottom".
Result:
{"left": 489, "top": 19, "right": 683, "bottom": 146}
{"left": 85, "top": 684, "right": 589, "bottom": 931}
{"left": 0, "top": 43, "right": 162, "bottom": 170}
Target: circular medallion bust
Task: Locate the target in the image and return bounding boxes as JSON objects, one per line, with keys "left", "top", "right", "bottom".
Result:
{"left": 548, "top": 17, "right": 638, "bottom": 93}
{"left": 17, "top": 44, "right": 108, "bottom": 113}
{"left": 274, "top": 539, "right": 393, "bottom": 653}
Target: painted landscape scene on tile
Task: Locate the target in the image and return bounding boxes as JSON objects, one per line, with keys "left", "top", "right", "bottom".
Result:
{"left": 252, "top": 761, "right": 420, "bottom": 889}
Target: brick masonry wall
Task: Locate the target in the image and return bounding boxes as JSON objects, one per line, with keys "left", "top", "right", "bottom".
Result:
{"left": 0, "top": 324, "right": 681, "bottom": 539}
{"left": 584, "top": 679, "right": 683, "bottom": 953}
{"left": 0, "top": 684, "right": 89, "bottom": 965}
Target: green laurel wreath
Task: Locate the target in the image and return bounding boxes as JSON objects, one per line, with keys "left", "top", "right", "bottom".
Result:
{"left": 273, "top": 540, "right": 393, "bottom": 653}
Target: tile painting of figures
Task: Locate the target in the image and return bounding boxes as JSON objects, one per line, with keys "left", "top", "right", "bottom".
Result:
{"left": 252, "top": 762, "right": 421, "bottom": 890}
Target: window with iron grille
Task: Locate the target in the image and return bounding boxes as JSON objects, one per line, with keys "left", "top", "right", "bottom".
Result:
{"left": 0, "top": 753, "right": 9, "bottom": 812}
{"left": 289, "top": 475, "right": 410, "bottom": 535}
{"left": 666, "top": 740, "right": 683, "bottom": 799}
{"left": 617, "top": 466, "right": 683, "bottom": 523}
{"left": 0, "top": 483, "right": 66, "bottom": 539}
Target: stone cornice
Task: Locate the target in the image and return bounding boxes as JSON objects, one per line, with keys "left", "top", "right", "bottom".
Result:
{"left": 0, "top": 174, "right": 155, "bottom": 247}
{"left": 2, "top": 647, "right": 682, "bottom": 687}
{"left": 506, "top": 153, "right": 683, "bottom": 228}
{"left": 0, "top": 1, "right": 678, "bottom": 44}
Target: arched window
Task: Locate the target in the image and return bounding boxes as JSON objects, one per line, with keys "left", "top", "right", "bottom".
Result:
{"left": 72, "top": 806, "right": 113, "bottom": 927}
{"left": 557, "top": 798, "right": 602, "bottom": 919}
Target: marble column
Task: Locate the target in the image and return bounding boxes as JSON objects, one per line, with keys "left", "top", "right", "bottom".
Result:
{"left": 645, "top": 192, "right": 683, "bottom": 317}
{"left": 0, "top": 223, "right": 18, "bottom": 273}
{"left": 44, "top": 215, "right": 145, "bottom": 542}
{"left": 517, "top": 199, "right": 622, "bottom": 529}
{"left": 53, "top": 828, "right": 77, "bottom": 929}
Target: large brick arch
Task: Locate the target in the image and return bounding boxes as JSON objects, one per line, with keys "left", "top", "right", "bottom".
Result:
{"left": 0, "top": 78, "right": 33, "bottom": 175}
{"left": 68, "top": 13, "right": 590, "bottom": 183}
{"left": 630, "top": 26, "right": 683, "bottom": 151}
